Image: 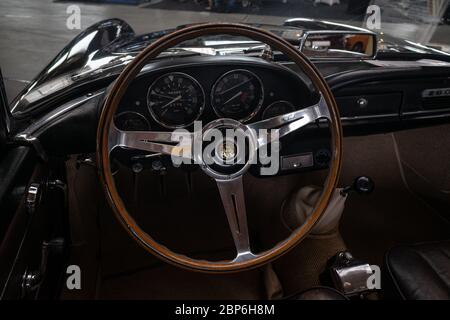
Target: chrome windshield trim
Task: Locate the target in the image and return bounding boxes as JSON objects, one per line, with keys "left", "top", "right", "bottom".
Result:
{"left": 15, "top": 89, "right": 105, "bottom": 139}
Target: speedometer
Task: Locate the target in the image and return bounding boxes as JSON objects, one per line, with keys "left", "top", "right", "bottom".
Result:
{"left": 147, "top": 72, "right": 205, "bottom": 128}
{"left": 211, "top": 69, "right": 264, "bottom": 122}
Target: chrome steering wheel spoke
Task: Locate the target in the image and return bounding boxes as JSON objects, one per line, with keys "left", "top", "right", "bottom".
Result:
{"left": 248, "top": 94, "right": 330, "bottom": 149}
{"left": 108, "top": 124, "right": 194, "bottom": 160}
{"left": 215, "top": 176, "right": 256, "bottom": 262}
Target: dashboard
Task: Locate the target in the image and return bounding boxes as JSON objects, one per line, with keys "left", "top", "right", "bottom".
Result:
{"left": 114, "top": 56, "right": 315, "bottom": 132}
{"left": 18, "top": 55, "right": 450, "bottom": 176}
{"left": 110, "top": 56, "right": 328, "bottom": 175}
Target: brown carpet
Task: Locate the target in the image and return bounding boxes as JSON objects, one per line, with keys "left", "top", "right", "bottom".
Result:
{"left": 273, "top": 232, "right": 346, "bottom": 296}
{"left": 62, "top": 124, "right": 450, "bottom": 299}
{"left": 98, "top": 263, "right": 266, "bottom": 300}
{"left": 339, "top": 133, "right": 450, "bottom": 266}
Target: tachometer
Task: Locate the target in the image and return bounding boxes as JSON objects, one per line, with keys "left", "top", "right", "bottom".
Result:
{"left": 211, "top": 69, "right": 264, "bottom": 122}
{"left": 147, "top": 72, "right": 205, "bottom": 128}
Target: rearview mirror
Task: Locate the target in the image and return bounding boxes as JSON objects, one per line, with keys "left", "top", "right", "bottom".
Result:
{"left": 300, "top": 31, "right": 377, "bottom": 59}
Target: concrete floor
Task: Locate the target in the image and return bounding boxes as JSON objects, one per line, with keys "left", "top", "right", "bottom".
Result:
{"left": 1, "top": 0, "right": 449, "bottom": 101}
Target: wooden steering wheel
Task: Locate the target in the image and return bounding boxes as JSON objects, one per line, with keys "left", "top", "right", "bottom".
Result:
{"left": 97, "top": 23, "right": 342, "bottom": 272}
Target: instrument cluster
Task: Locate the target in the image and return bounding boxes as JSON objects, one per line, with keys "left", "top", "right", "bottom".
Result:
{"left": 111, "top": 58, "right": 322, "bottom": 175}
{"left": 114, "top": 60, "right": 312, "bottom": 131}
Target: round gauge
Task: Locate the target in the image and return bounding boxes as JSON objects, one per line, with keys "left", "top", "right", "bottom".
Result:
{"left": 211, "top": 69, "right": 264, "bottom": 122}
{"left": 147, "top": 72, "right": 205, "bottom": 128}
{"left": 262, "top": 101, "right": 295, "bottom": 119}
{"left": 114, "top": 111, "right": 150, "bottom": 131}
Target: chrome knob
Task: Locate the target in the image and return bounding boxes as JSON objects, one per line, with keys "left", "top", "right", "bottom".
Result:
{"left": 356, "top": 97, "right": 369, "bottom": 108}
{"left": 26, "top": 183, "right": 42, "bottom": 214}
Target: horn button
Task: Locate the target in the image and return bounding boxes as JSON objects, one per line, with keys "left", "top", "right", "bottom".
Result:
{"left": 196, "top": 118, "right": 257, "bottom": 180}
{"left": 214, "top": 138, "right": 239, "bottom": 165}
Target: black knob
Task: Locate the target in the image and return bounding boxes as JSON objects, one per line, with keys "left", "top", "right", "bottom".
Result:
{"left": 353, "top": 176, "right": 374, "bottom": 195}
{"left": 341, "top": 176, "right": 375, "bottom": 196}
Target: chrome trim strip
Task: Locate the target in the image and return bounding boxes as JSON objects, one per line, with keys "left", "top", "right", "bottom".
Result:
{"left": 13, "top": 135, "right": 48, "bottom": 161}
{"left": 340, "top": 113, "right": 399, "bottom": 121}
{"left": 16, "top": 90, "right": 105, "bottom": 139}
{"left": 13, "top": 90, "right": 104, "bottom": 161}
{"left": 402, "top": 108, "right": 450, "bottom": 116}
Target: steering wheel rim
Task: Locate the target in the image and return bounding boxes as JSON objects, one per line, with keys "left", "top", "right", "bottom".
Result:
{"left": 97, "top": 23, "right": 343, "bottom": 273}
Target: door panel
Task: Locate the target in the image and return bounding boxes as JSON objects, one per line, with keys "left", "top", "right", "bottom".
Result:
{"left": 0, "top": 153, "right": 68, "bottom": 299}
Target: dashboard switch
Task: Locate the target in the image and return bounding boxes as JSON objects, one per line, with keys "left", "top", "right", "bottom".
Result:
{"left": 357, "top": 97, "right": 369, "bottom": 108}
{"left": 281, "top": 153, "right": 314, "bottom": 171}
{"left": 315, "top": 149, "right": 331, "bottom": 167}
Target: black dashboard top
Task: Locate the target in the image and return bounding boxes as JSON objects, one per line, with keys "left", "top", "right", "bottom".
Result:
{"left": 13, "top": 55, "right": 450, "bottom": 159}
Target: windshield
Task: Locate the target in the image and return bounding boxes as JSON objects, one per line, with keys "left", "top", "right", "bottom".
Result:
{"left": 3, "top": 0, "right": 450, "bottom": 115}
{"left": 117, "top": 0, "right": 450, "bottom": 52}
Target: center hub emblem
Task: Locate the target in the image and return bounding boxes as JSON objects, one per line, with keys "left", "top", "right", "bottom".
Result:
{"left": 198, "top": 118, "right": 258, "bottom": 180}
{"left": 216, "top": 140, "right": 237, "bottom": 163}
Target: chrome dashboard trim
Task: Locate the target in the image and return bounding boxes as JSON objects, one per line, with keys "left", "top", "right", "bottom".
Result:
{"left": 15, "top": 90, "right": 105, "bottom": 139}
{"left": 14, "top": 90, "right": 105, "bottom": 160}
{"left": 402, "top": 108, "right": 450, "bottom": 120}
{"left": 402, "top": 108, "right": 450, "bottom": 116}
{"left": 340, "top": 113, "right": 399, "bottom": 121}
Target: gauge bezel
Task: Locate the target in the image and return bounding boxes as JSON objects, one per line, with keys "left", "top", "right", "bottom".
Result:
{"left": 210, "top": 69, "right": 264, "bottom": 122}
{"left": 114, "top": 111, "right": 151, "bottom": 131}
{"left": 147, "top": 72, "right": 206, "bottom": 129}
{"left": 262, "top": 100, "right": 295, "bottom": 120}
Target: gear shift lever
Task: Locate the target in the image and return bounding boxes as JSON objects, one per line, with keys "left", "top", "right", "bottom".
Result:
{"left": 282, "top": 176, "right": 374, "bottom": 235}
{"left": 341, "top": 176, "right": 374, "bottom": 196}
